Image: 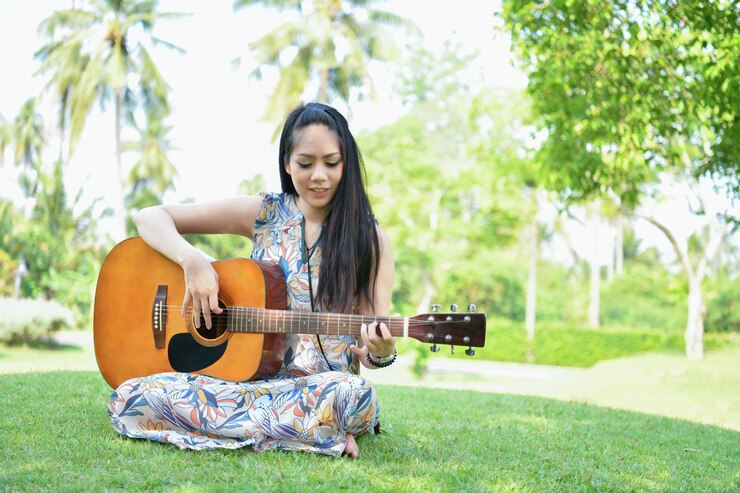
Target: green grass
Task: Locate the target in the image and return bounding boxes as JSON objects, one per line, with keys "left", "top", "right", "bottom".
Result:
{"left": 1, "top": 371, "right": 738, "bottom": 492}
{"left": 0, "top": 341, "right": 93, "bottom": 374}
{"left": 412, "top": 347, "right": 740, "bottom": 432}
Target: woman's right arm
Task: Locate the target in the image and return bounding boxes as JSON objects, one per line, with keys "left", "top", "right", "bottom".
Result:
{"left": 133, "top": 196, "right": 263, "bottom": 328}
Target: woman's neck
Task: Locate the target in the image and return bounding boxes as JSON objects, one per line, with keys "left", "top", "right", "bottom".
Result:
{"left": 295, "top": 196, "right": 328, "bottom": 225}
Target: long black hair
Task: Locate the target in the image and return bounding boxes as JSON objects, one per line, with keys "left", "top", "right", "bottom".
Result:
{"left": 278, "top": 102, "right": 380, "bottom": 314}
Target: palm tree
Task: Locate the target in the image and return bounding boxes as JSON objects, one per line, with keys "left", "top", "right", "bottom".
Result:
{"left": 122, "top": 108, "right": 178, "bottom": 234}
{"left": 33, "top": 36, "right": 90, "bottom": 160}
{"left": 0, "top": 113, "right": 11, "bottom": 167}
{"left": 34, "top": 0, "right": 187, "bottom": 241}
{"left": 12, "top": 98, "right": 46, "bottom": 198}
{"left": 234, "top": 0, "right": 409, "bottom": 135}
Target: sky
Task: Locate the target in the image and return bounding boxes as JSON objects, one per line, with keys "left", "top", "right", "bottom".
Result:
{"left": 0, "top": 0, "right": 735, "bottom": 266}
{"left": 0, "top": 0, "right": 524, "bottom": 203}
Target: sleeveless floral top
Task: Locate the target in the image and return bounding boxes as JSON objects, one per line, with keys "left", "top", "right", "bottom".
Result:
{"left": 251, "top": 192, "right": 360, "bottom": 376}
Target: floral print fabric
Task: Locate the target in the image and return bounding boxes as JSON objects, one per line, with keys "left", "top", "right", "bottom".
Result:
{"left": 108, "top": 192, "right": 379, "bottom": 456}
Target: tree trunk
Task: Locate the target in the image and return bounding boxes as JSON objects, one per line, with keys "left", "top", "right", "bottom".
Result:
{"left": 606, "top": 223, "right": 615, "bottom": 283}
{"left": 416, "top": 273, "right": 436, "bottom": 315}
{"left": 638, "top": 184, "right": 724, "bottom": 360}
{"left": 525, "top": 188, "right": 537, "bottom": 343}
{"left": 615, "top": 213, "right": 624, "bottom": 276}
{"left": 588, "top": 207, "right": 600, "bottom": 328}
{"left": 685, "top": 275, "right": 704, "bottom": 360}
{"left": 112, "top": 91, "right": 127, "bottom": 242}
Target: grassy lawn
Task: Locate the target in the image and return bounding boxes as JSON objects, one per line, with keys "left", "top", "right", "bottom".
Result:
{"left": 1, "top": 370, "right": 739, "bottom": 492}
{"left": 0, "top": 341, "right": 94, "bottom": 374}
{"left": 413, "top": 347, "right": 740, "bottom": 432}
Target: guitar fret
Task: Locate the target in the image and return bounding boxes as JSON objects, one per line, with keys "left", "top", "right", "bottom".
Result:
{"left": 226, "top": 307, "right": 409, "bottom": 339}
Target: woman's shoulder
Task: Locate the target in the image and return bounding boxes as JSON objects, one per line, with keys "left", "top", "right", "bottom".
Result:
{"left": 258, "top": 191, "right": 296, "bottom": 206}
{"left": 255, "top": 192, "right": 299, "bottom": 227}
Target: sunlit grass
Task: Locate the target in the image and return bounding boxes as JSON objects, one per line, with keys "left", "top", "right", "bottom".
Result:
{"left": 0, "top": 339, "right": 95, "bottom": 374}
{"left": 1, "top": 371, "right": 738, "bottom": 492}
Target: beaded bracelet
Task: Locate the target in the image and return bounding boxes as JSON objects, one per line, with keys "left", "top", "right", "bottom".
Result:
{"left": 367, "top": 349, "right": 397, "bottom": 368}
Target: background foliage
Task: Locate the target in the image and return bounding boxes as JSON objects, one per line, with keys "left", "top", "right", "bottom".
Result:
{"left": 0, "top": 0, "right": 737, "bottom": 359}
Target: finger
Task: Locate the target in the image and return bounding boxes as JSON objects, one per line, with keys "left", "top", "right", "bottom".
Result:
{"left": 201, "top": 297, "right": 212, "bottom": 329}
{"left": 209, "top": 293, "right": 223, "bottom": 314}
{"left": 367, "top": 321, "right": 382, "bottom": 344}
{"left": 182, "top": 292, "right": 192, "bottom": 317}
{"left": 360, "top": 323, "right": 371, "bottom": 348}
{"left": 378, "top": 322, "right": 392, "bottom": 340}
{"left": 192, "top": 297, "right": 202, "bottom": 328}
{"left": 349, "top": 344, "right": 368, "bottom": 356}
{"left": 364, "top": 322, "right": 383, "bottom": 354}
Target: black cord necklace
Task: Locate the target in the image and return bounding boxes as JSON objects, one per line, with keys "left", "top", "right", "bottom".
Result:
{"left": 301, "top": 217, "right": 332, "bottom": 370}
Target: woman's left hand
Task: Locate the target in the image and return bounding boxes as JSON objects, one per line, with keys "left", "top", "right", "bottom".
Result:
{"left": 350, "top": 321, "right": 395, "bottom": 360}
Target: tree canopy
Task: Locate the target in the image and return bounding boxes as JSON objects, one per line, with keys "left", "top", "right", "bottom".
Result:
{"left": 502, "top": 0, "right": 739, "bottom": 206}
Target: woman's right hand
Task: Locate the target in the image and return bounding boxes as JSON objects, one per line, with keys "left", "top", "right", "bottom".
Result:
{"left": 180, "top": 249, "right": 223, "bottom": 329}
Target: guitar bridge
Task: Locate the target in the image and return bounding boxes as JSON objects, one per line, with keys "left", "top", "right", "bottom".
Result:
{"left": 152, "top": 285, "right": 167, "bottom": 348}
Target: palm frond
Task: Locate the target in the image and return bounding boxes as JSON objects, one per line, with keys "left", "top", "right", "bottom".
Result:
{"left": 151, "top": 36, "right": 187, "bottom": 55}
{"left": 36, "top": 9, "right": 97, "bottom": 39}
{"left": 233, "top": 0, "right": 301, "bottom": 13}
{"left": 68, "top": 52, "right": 106, "bottom": 153}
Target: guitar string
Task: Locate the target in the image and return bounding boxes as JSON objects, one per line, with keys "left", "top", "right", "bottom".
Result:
{"left": 153, "top": 304, "right": 473, "bottom": 326}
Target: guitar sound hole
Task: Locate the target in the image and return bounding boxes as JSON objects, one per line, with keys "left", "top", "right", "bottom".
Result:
{"left": 196, "top": 301, "right": 228, "bottom": 340}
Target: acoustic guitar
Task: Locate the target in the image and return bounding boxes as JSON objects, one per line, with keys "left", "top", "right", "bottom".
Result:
{"left": 93, "top": 237, "right": 486, "bottom": 388}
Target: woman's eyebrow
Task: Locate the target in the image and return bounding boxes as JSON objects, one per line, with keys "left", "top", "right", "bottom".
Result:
{"left": 296, "top": 152, "right": 341, "bottom": 158}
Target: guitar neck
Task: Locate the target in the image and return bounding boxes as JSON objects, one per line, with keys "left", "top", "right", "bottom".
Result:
{"left": 226, "top": 307, "right": 409, "bottom": 338}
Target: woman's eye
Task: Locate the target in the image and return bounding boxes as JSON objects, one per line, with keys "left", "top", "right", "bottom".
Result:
{"left": 297, "top": 163, "right": 311, "bottom": 168}
{"left": 326, "top": 161, "right": 340, "bottom": 167}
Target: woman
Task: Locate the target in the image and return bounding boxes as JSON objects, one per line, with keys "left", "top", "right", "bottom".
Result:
{"left": 108, "top": 103, "right": 396, "bottom": 459}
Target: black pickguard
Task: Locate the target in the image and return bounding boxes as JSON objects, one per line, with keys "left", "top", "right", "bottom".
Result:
{"left": 168, "top": 333, "right": 228, "bottom": 372}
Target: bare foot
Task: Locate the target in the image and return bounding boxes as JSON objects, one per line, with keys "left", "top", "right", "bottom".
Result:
{"left": 343, "top": 433, "right": 359, "bottom": 459}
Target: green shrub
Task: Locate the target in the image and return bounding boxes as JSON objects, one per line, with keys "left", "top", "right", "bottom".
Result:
{"left": 705, "top": 273, "right": 740, "bottom": 332}
{"left": 422, "top": 318, "right": 736, "bottom": 368}
{"left": 0, "top": 297, "right": 73, "bottom": 345}
{"left": 600, "top": 263, "right": 686, "bottom": 331}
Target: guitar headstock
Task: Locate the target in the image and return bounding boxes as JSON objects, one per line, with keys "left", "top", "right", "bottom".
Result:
{"left": 408, "top": 304, "right": 486, "bottom": 356}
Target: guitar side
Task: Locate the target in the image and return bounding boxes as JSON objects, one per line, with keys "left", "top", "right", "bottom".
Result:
{"left": 93, "top": 237, "right": 287, "bottom": 388}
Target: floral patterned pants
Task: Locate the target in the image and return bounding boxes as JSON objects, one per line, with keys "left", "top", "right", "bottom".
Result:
{"left": 108, "top": 370, "right": 379, "bottom": 457}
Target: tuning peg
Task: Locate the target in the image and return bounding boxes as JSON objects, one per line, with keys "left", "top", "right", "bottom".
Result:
{"left": 430, "top": 344, "right": 440, "bottom": 353}
{"left": 450, "top": 345, "right": 455, "bottom": 355}
{"left": 468, "top": 304, "right": 477, "bottom": 312}
{"left": 431, "top": 304, "right": 441, "bottom": 313}
{"left": 465, "top": 347, "right": 476, "bottom": 356}
{"left": 450, "top": 304, "right": 458, "bottom": 312}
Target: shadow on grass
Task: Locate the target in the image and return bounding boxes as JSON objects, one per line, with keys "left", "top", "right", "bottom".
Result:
{"left": 15, "top": 340, "right": 84, "bottom": 351}
{"left": 0, "top": 371, "right": 737, "bottom": 492}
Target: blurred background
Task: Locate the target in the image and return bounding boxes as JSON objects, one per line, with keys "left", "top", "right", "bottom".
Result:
{"left": 0, "top": 0, "right": 738, "bottom": 426}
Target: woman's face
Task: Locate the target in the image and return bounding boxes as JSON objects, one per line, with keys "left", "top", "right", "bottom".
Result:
{"left": 285, "top": 124, "right": 344, "bottom": 220}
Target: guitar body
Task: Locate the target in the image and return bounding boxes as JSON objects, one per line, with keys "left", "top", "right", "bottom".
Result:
{"left": 94, "top": 238, "right": 287, "bottom": 388}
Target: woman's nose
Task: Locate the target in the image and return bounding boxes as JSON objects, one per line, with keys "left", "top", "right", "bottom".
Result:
{"left": 311, "top": 164, "right": 327, "bottom": 180}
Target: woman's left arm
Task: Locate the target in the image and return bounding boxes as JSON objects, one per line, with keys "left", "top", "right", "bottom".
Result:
{"left": 351, "top": 226, "right": 396, "bottom": 369}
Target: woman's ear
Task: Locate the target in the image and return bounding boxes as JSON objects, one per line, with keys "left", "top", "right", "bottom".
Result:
{"left": 283, "top": 154, "right": 291, "bottom": 175}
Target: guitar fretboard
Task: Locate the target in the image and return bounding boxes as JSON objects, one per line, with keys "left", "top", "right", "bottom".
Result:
{"left": 226, "top": 307, "right": 409, "bottom": 338}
